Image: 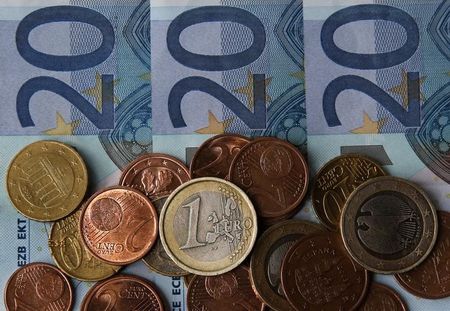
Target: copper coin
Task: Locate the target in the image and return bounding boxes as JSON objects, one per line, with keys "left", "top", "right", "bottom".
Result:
{"left": 190, "top": 134, "right": 250, "bottom": 179}
{"left": 81, "top": 274, "right": 164, "bottom": 311}
{"left": 229, "top": 137, "right": 309, "bottom": 220}
{"left": 312, "top": 154, "right": 385, "bottom": 231}
{"left": 80, "top": 186, "right": 158, "bottom": 265}
{"left": 183, "top": 274, "right": 195, "bottom": 287}
{"left": 250, "top": 220, "right": 324, "bottom": 311}
{"left": 341, "top": 176, "right": 438, "bottom": 274}
{"left": 120, "top": 153, "right": 190, "bottom": 201}
{"left": 358, "top": 283, "right": 407, "bottom": 311}
{"left": 187, "top": 266, "right": 263, "bottom": 311}
{"left": 395, "top": 211, "right": 450, "bottom": 298}
{"left": 4, "top": 262, "right": 73, "bottom": 311}
{"left": 281, "top": 232, "right": 369, "bottom": 311}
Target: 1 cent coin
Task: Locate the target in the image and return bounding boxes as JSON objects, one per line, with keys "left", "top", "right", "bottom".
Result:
{"left": 7, "top": 140, "right": 88, "bottom": 221}
{"left": 250, "top": 220, "right": 323, "bottom": 311}
{"left": 160, "top": 177, "right": 258, "bottom": 276}
{"left": 4, "top": 262, "right": 73, "bottom": 311}
{"left": 358, "top": 283, "right": 407, "bottom": 311}
{"left": 187, "top": 266, "right": 263, "bottom": 310}
{"left": 120, "top": 153, "right": 190, "bottom": 276}
{"left": 281, "top": 233, "right": 369, "bottom": 311}
{"left": 229, "top": 137, "right": 308, "bottom": 221}
{"left": 312, "top": 154, "right": 385, "bottom": 231}
{"left": 396, "top": 211, "right": 450, "bottom": 298}
{"left": 120, "top": 153, "right": 190, "bottom": 201}
{"left": 49, "top": 209, "right": 120, "bottom": 281}
{"left": 81, "top": 274, "right": 164, "bottom": 311}
{"left": 341, "top": 176, "right": 438, "bottom": 274}
{"left": 80, "top": 186, "right": 158, "bottom": 265}
{"left": 190, "top": 134, "right": 250, "bottom": 179}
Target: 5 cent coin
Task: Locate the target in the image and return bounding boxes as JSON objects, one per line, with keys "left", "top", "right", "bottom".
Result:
{"left": 341, "top": 176, "right": 438, "bottom": 274}
{"left": 312, "top": 154, "right": 385, "bottom": 231}
{"left": 81, "top": 274, "right": 164, "bottom": 311}
{"left": 49, "top": 209, "right": 120, "bottom": 281}
{"left": 358, "top": 283, "right": 407, "bottom": 311}
{"left": 160, "top": 177, "right": 258, "bottom": 276}
{"left": 80, "top": 186, "right": 158, "bottom": 265}
{"left": 187, "top": 266, "right": 263, "bottom": 311}
{"left": 281, "top": 233, "right": 368, "bottom": 311}
{"left": 396, "top": 211, "right": 450, "bottom": 298}
{"left": 7, "top": 141, "right": 88, "bottom": 221}
{"left": 4, "top": 262, "right": 73, "bottom": 311}
{"left": 190, "top": 134, "right": 250, "bottom": 179}
{"left": 229, "top": 137, "right": 308, "bottom": 221}
{"left": 250, "top": 220, "right": 323, "bottom": 311}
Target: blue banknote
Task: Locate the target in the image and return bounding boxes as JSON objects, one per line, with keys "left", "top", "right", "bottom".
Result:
{"left": 151, "top": 0, "right": 307, "bottom": 151}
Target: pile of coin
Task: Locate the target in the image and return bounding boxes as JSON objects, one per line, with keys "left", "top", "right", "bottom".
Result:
{"left": 3, "top": 135, "right": 448, "bottom": 310}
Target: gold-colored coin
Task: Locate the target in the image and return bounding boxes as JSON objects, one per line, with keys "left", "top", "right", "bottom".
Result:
{"left": 341, "top": 176, "right": 438, "bottom": 274}
{"left": 160, "top": 177, "right": 258, "bottom": 276}
{"left": 7, "top": 141, "right": 88, "bottom": 221}
{"left": 312, "top": 154, "right": 385, "bottom": 231}
{"left": 250, "top": 220, "right": 324, "bottom": 311}
{"left": 49, "top": 209, "right": 120, "bottom": 281}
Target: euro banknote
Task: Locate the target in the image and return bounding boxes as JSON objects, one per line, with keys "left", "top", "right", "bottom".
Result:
{"left": 305, "top": 1, "right": 450, "bottom": 309}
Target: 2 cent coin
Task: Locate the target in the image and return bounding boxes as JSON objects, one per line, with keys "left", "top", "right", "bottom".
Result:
{"left": 4, "top": 262, "right": 73, "bottom": 311}
{"left": 80, "top": 186, "right": 158, "bottom": 265}
{"left": 358, "top": 283, "right": 407, "bottom": 311}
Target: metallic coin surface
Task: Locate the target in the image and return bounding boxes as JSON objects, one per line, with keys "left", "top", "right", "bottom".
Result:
{"left": 396, "top": 211, "right": 450, "bottom": 298}
{"left": 250, "top": 220, "right": 323, "bottom": 311}
{"left": 358, "top": 283, "right": 407, "bottom": 311}
{"left": 281, "top": 233, "right": 368, "bottom": 311}
{"left": 160, "top": 177, "right": 258, "bottom": 276}
{"left": 190, "top": 134, "right": 250, "bottom": 179}
{"left": 341, "top": 176, "right": 438, "bottom": 274}
{"left": 81, "top": 274, "right": 164, "bottom": 311}
{"left": 229, "top": 137, "right": 308, "bottom": 220}
{"left": 120, "top": 153, "right": 190, "bottom": 201}
{"left": 183, "top": 274, "right": 195, "bottom": 287}
{"left": 4, "top": 262, "right": 73, "bottom": 311}
{"left": 142, "top": 198, "right": 188, "bottom": 276}
{"left": 7, "top": 140, "right": 88, "bottom": 221}
{"left": 80, "top": 186, "right": 158, "bottom": 265}
{"left": 187, "top": 266, "right": 263, "bottom": 311}
{"left": 49, "top": 209, "right": 120, "bottom": 281}
{"left": 312, "top": 154, "right": 385, "bottom": 231}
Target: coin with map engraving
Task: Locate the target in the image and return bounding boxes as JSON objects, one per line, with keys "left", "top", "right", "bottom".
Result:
{"left": 229, "top": 137, "right": 308, "bottom": 222}
{"left": 312, "top": 154, "right": 385, "bottom": 231}
{"left": 358, "top": 283, "right": 407, "bottom": 311}
{"left": 190, "top": 134, "right": 250, "bottom": 179}
{"left": 396, "top": 211, "right": 450, "bottom": 298}
{"left": 7, "top": 140, "right": 88, "bottom": 221}
{"left": 4, "top": 262, "right": 73, "bottom": 311}
{"left": 187, "top": 266, "right": 263, "bottom": 311}
{"left": 341, "top": 176, "right": 438, "bottom": 274}
{"left": 81, "top": 274, "right": 164, "bottom": 311}
{"left": 250, "top": 220, "right": 324, "bottom": 311}
{"left": 49, "top": 209, "right": 120, "bottom": 281}
{"left": 281, "top": 233, "right": 368, "bottom": 311}
{"left": 160, "top": 177, "right": 258, "bottom": 276}
{"left": 80, "top": 186, "right": 158, "bottom": 265}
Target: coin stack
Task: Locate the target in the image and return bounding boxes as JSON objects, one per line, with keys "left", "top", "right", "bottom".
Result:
{"left": 3, "top": 136, "right": 447, "bottom": 310}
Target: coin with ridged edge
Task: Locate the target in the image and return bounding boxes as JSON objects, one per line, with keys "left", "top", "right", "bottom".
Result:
{"left": 160, "top": 177, "right": 258, "bottom": 276}
{"left": 4, "top": 262, "right": 73, "bottom": 311}
{"left": 250, "top": 220, "right": 324, "bottom": 311}
{"left": 312, "top": 154, "right": 385, "bottom": 231}
{"left": 49, "top": 209, "right": 121, "bottom": 281}
{"left": 80, "top": 186, "right": 158, "bottom": 265}
{"left": 341, "top": 176, "right": 438, "bottom": 274}
{"left": 395, "top": 211, "right": 450, "bottom": 298}
{"left": 81, "top": 274, "right": 164, "bottom": 311}
{"left": 7, "top": 140, "right": 88, "bottom": 221}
